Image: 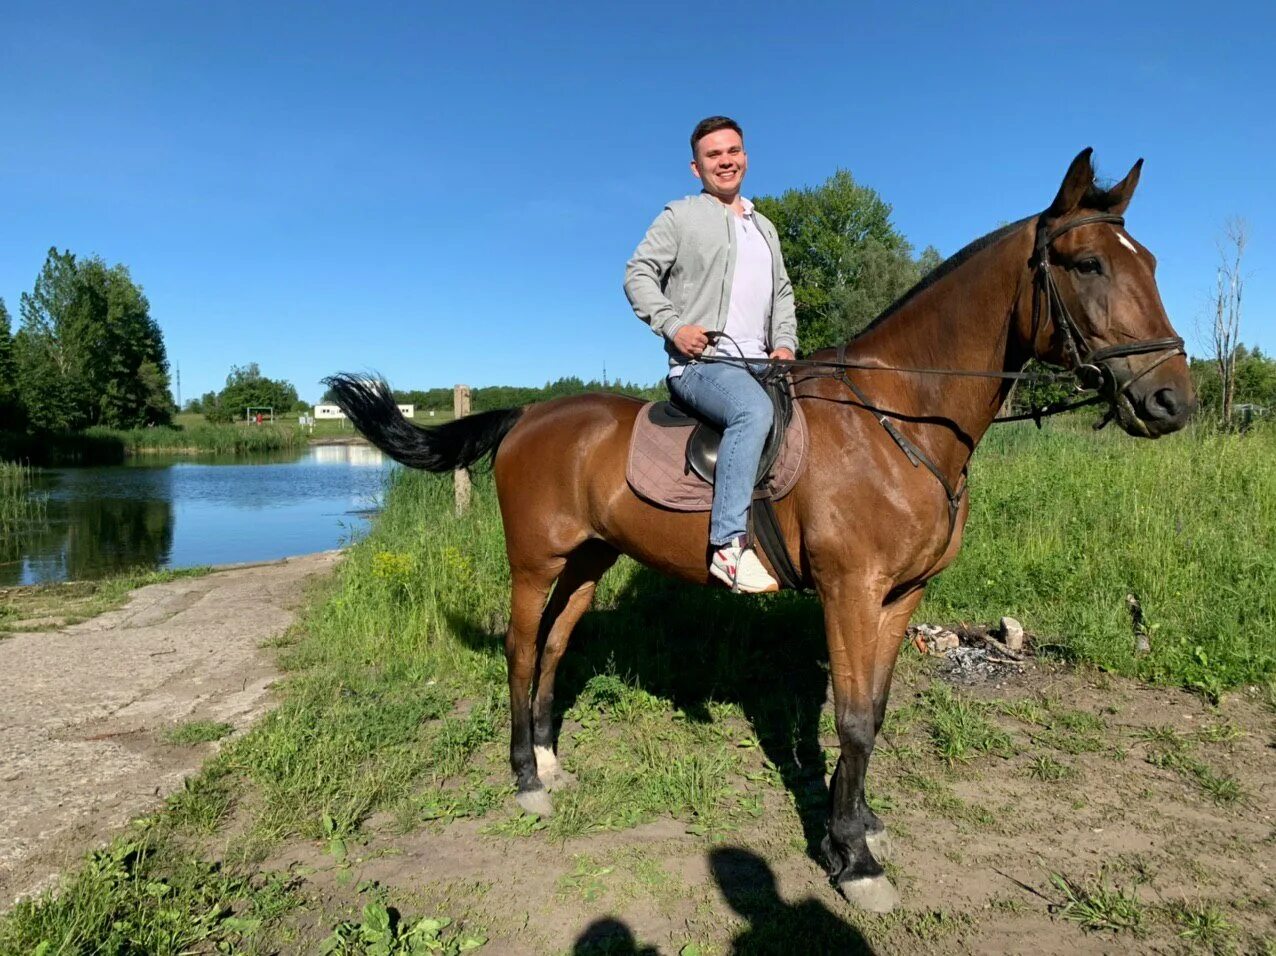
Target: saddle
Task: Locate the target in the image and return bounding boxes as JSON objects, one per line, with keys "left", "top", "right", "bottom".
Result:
{"left": 645, "top": 375, "right": 794, "bottom": 488}
{"left": 626, "top": 369, "right": 808, "bottom": 590}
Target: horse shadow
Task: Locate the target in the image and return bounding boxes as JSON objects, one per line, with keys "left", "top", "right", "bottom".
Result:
{"left": 448, "top": 564, "right": 835, "bottom": 858}
{"left": 569, "top": 848, "right": 873, "bottom": 954}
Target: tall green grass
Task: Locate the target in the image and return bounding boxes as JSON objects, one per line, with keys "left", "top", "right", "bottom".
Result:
{"left": 86, "top": 423, "right": 306, "bottom": 455}
{"left": 0, "top": 423, "right": 307, "bottom": 465}
{"left": 206, "top": 418, "right": 1273, "bottom": 844}
{"left": 0, "top": 461, "right": 46, "bottom": 541}
{"left": 922, "top": 421, "right": 1275, "bottom": 697}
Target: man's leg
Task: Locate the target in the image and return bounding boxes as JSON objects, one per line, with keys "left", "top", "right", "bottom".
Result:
{"left": 667, "top": 362, "right": 777, "bottom": 589}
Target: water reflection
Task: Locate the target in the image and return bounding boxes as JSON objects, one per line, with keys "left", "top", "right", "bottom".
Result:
{"left": 2, "top": 444, "right": 394, "bottom": 586}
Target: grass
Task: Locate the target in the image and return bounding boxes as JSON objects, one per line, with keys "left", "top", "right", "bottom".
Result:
{"left": 921, "top": 420, "right": 1276, "bottom": 698}
{"left": 1049, "top": 870, "right": 1146, "bottom": 934}
{"left": 1133, "top": 725, "right": 1247, "bottom": 806}
{"left": 0, "top": 460, "right": 46, "bottom": 542}
{"left": 0, "top": 825, "right": 304, "bottom": 955}
{"left": 917, "top": 684, "right": 1014, "bottom": 764}
{"left": 91, "top": 422, "right": 308, "bottom": 455}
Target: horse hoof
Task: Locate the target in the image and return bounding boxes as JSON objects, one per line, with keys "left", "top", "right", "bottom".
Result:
{"left": 837, "top": 874, "right": 900, "bottom": 913}
{"left": 544, "top": 768, "right": 577, "bottom": 792}
{"left": 515, "top": 788, "right": 554, "bottom": 818}
{"left": 866, "top": 828, "right": 892, "bottom": 862}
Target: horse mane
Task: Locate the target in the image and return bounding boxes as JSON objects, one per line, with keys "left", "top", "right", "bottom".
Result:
{"left": 852, "top": 215, "right": 1034, "bottom": 340}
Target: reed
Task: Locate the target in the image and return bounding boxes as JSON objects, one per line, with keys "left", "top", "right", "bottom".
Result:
{"left": 0, "top": 461, "right": 46, "bottom": 541}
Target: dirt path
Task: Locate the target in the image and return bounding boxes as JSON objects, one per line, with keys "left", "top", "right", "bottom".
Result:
{"left": 264, "top": 660, "right": 1276, "bottom": 954}
{"left": 0, "top": 551, "right": 340, "bottom": 907}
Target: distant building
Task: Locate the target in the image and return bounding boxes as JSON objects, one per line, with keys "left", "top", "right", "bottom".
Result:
{"left": 314, "top": 404, "right": 414, "bottom": 419}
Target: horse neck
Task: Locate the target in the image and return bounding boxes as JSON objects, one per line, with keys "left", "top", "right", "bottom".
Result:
{"left": 832, "top": 222, "right": 1037, "bottom": 479}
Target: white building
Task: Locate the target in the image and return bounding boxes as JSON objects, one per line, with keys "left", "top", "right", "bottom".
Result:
{"left": 314, "top": 404, "right": 414, "bottom": 419}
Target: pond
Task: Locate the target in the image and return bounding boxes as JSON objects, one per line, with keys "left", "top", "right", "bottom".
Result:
{"left": 2, "top": 444, "right": 395, "bottom": 586}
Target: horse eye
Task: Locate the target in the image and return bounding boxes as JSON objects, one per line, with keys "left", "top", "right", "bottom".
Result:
{"left": 1076, "top": 258, "right": 1103, "bottom": 275}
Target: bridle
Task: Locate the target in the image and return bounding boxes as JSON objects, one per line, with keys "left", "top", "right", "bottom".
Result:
{"left": 1029, "top": 213, "right": 1184, "bottom": 428}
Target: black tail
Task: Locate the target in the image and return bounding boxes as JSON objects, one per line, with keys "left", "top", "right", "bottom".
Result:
{"left": 322, "top": 374, "right": 524, "bottom": 473}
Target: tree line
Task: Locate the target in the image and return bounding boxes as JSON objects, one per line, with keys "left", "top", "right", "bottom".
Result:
{"left": 186, "top": 363, "right": 308, "bottom": 423}
{"left": 0, "top": 249, "right": 171, "bottom": 432}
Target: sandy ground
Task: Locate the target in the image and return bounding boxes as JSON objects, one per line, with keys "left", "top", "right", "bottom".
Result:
{"left": 0, "top": 551, "right": 340, "bottom": 907}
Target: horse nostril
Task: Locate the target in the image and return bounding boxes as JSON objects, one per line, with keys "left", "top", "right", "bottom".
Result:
{"left": 1148, "top": 387, "right": 1182, "bottom": 420}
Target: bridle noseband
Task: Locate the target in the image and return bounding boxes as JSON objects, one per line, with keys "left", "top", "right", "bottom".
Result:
{"left": 1030, "top": 213, "right": 1184, "bottom": 417}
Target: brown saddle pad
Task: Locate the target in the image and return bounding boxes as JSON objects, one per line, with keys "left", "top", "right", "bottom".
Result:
{"left": 626, "top": 402, "right": 808, "bottom": 512}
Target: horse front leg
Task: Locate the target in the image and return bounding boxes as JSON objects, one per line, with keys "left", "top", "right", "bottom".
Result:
{"left": 858, "top": 584, "right": 927, "bottom": 864}
{"left": 820, "top": 587, "right": 900, "bottom": 913}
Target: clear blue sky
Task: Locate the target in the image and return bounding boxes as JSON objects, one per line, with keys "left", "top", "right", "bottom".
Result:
{"left": 2, "top": 1, "right": 1272, "bottom": 403}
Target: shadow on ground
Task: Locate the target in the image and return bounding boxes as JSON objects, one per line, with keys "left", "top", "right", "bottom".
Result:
{"left": 451, "top": 565, "right": 836, "bottom": 855}
{"left": 571, "top": 848, "right": 873, "bottom": 955}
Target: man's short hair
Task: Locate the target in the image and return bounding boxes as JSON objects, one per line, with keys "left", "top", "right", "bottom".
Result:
{"left": 690, "top": 116, "right": 744, "bottom": 158}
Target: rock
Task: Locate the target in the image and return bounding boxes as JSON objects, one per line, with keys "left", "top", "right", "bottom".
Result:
{"left": 999, "top": 616, "right": 1024, "bottom": 653}
{"left": 934, "top": 631, "right": 960, "bottom": 653}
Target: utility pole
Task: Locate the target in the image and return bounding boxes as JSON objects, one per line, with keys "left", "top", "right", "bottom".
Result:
{"left": 175, "top": 362, "right": 182, "bottom": 410}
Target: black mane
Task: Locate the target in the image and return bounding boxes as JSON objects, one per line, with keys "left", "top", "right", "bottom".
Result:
{"left": 852, "top": 215, "right": 1034, "bottom": 340}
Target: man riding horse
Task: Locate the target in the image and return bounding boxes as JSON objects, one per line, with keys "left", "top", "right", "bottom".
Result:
{"left": 624, "top": 116, "right": 797, "bottom": 594}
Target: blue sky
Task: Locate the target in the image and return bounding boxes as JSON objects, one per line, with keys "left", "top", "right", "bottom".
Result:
{"left": 2, "top": 1, "right": 1272, "bottom": 403}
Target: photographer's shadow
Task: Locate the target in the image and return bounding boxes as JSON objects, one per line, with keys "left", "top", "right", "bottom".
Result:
{"left": 710, "top": 847, "right": 874, "bottom": 954}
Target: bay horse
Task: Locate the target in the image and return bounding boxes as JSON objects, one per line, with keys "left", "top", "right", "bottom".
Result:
{"left": 327, "top": 149, "right": 1193, "bottom": 912}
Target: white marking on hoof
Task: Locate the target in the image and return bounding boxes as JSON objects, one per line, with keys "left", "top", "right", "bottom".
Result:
{"left": 534, "top": 745, "right": 559, "bottom": 778}
{"left": 865, "top": 828, "right": 892, "bottom": 862}
{"left": 515, "top": 788, "right": 554, "bottom": 818}
{"left": 837, "top": 874, "right": 900, "bottom": 913}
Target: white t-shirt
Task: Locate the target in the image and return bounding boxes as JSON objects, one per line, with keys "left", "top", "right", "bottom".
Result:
{"left": 721, "top": 197, "right": 773, "bottom": 360}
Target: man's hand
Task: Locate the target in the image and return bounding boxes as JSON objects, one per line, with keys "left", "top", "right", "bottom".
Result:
{"left": 769, "top": 347, "right": 795, "bottom": 362}
{"left": 673, "top": 325, "right": 711, "bottom": 358}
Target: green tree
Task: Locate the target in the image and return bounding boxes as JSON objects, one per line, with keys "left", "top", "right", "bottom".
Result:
{"left": 754, "top": 169, "right": 942, "bottom": 351}
{"left": 14, "top": 248, "right": 171, "bottom": 430}
{"left": 207, "top": 363, "right": 300, "bottom": 423}
{"left": 1191, "top": 345, "right": 1276, "bottom": 418}
{"left": 15, "top": 249, "right": 84, "bottom": 431}
{"left": 0, "top": 298, "right": 22, "bottom": 429}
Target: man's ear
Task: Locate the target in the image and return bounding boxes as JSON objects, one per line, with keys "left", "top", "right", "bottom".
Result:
{"left": 1101, "top": 159, "right": 1143, "bottom": 215}
{"left": 1047, "top": 147, "right": 1095, "bottom": 216}
{"left": 689, "top": 159, "right": 703, "bottom": 182}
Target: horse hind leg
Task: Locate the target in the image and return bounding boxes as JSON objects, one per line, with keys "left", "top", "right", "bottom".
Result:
{"left": 531, "top": 541, "right": 619, "bottom": 791}
{"left": 505, "top": 563, "right": 562, "bottom": 818}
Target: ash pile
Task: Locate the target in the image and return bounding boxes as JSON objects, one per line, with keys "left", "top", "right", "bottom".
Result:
{"left": 909, "top": 617, "right": 1030, "bottom": 684}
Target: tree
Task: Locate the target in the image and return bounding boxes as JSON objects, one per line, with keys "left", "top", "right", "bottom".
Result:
{"left": 0, "top": 298, "right": 22, "bottom": 429}
{"left": 1191, "top": 345, "right": 1276, "bottom": 415}
{"left": 14, "top": 248, "right": 171, "bottom": 431}
{"left": 1210, "top": 218, "right": 1248, "bottom": 424}
{"left": 754, "top": 169, "right": 943, "bottom": 351}
{"left": 207, "top": 363, "right": 300, "bottom": 423}
{"left": 15, "top": 249, "right": 84, "bottom": 431}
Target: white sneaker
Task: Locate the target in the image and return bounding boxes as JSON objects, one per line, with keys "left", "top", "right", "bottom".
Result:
{"left": 710, "top": 541, "right": 780, "bottom": 594}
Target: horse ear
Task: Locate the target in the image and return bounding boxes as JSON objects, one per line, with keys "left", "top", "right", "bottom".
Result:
{"left": 1047, "top": 147, "right": 1095, "bottom": 216}
{"left": 1102, "top": 158, "right": 1143, "bottom": 215}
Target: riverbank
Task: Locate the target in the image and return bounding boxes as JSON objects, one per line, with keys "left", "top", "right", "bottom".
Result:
{"left": 0, "top": 424, "right": 307, "bottom": 465}
{"left": 0, "top": 551, "right": 340, "bottom": 907}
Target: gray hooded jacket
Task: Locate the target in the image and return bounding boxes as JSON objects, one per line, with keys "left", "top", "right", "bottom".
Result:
{"left": 624, "top": 192, "right": 798, "bottom": 370}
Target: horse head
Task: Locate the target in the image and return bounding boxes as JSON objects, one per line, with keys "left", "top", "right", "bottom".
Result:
{"left": 1031, "top": 148, "right": 1195, "bottom": 437}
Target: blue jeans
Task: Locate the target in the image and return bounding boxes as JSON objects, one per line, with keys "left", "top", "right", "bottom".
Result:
{"left": 668, "top": 361, "right": 773, "bottom": 547}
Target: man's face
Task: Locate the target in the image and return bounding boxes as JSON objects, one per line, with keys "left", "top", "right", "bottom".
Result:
{"left": 691, "top": 128, "right": 747, "bottom": 198}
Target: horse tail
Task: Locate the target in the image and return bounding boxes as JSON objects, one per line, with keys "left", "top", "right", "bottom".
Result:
{"left": 322, "top": 374, "right": 524, "bottom": 473}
